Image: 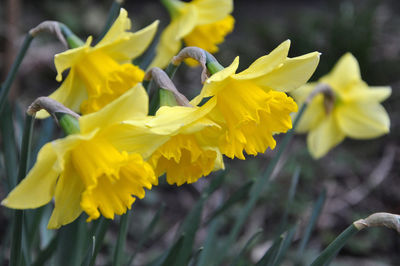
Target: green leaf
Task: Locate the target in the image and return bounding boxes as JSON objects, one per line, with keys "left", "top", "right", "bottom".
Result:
{"left": 216, "top": 103, "right": 309, "bottom": 264}
{"left": 56, "top": 216, "right": 88, "bottom": 266}
{"left": 272, "top": 225, "right": 298, "bottom": 266}
{"left": 310, "top": 224, "right": 359, "bottom": 266}
{"left": 87, "top": 218, "right": 110, "bottom": 266}
{"left": 10, "top": 114, "right": 34, "bottom": 266}
{"left": 255, "top": 236, "right": 284, "bottom": 266}
{"left": 279, "top": 167, "right": 301, "bottom": 234}
{"left": 173, "top": 197, "right": 205, "bottom": 266}
{"left": 296, "top": 189, "right": 326, "bottom": 264}
{"left": 32, "top": 235, "right": 59, "bottom": 266}
{"left": 113, "top": 212, "right": 131, "bottom": 266}
{"left": 206, "top": 179, "right": 253, "bottom": 224}
{"left": 232, "top": 229, "right": 263, "bottom": 266}
{"left": 0, "top": 34, "right": 34, "bottom": 113}
{"left": 0, "top": 101, "right": 18, "bottom": 190}
{"left": 196, "top": 218, "right": 221, "bottom": 266}
{"left": 128, "top": 204, "right": 166, "bottom": 265}
{"left": 147, "top": 235, "right": 185, "bottom": 266}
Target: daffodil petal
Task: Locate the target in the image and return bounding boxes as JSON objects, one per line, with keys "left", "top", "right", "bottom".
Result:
{"left": 98, "top": 20, "right": 159, "bottom": 63}
{"left": 344, "top": 86, "right": 392, "bottom": 103}
{"left": 307, "top": 112, "right": 345, "bottom": 159}
{"left": 80, "top": 84, "right": 148, "bottom": 134}
{"left": 36, "top": 70, "right": 88, "bottom": 119}
{"left": 96, "top": 8, "right": 131, "bottom": 47}
{"left": 192, "top": 0, "right": 233, "bottom": 24}
{"left": 99, "top": 123, "right": 169, "bottom": 159}
{"left": 252, "top": 52, "right": 320, "bottom": 92}
{"left": 320, "top": 53, "right": 361, "bottom": 92}
{"left": 146, "top": 99, "right": 217, "bottom": 134}
{"left": 191, "top": 57, "right": 239, "bottom": 105}
{"left": 54, "top": 37, "right": 92, "bottom": 82}
{"left": 47, "top": 167, "right": 84, "bottom": 229}
{"left": 234, "top": 40, "right": 290, "bottom": 80}
{"left": 295, "top": 94, "right": 325, "bottom": 133}
{"left": 336, "top": 103, "right": 390, "bottom": 139}
{"left": 1, "top": 143, "right": 58, "bottom": 209}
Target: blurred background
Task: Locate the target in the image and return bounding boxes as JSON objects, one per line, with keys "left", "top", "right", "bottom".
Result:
{"left": 1, "top": 0, "right": 399, "bottom": 265}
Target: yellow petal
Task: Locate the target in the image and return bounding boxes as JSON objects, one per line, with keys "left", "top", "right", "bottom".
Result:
{"left": 336, "top": 103, "right": 390, "bottom": 139}
{"left": 36, "top": 69, "right": 88, "bottom": 119}
{"left": 96, "top": 8, "right": 131, "bottom": 47}
{"left": 54, "top": 37, "right": 92, "bottom": 82}
{"left": 183, "top": 15, "right": 234, "bottom": 53}
{"left": 234, "top": 40, "right": 290, "bottom": 80}
{"left": 307, "top": 112, "right": 345, "bottom": 159}
{"left": 79, "top": 83, "right": 148, "bottom": 134}
{"left": 191, "top": 0, "right": 233, "bottom": 24}
{"left": 146, "top": 99, "right": 217, "bottom": 134}
{"left": 1, "top": 143, "right": 58, "bottom": 209}
{"left": 321, "top": 53, "right": 361, "bottom": 92}
{"left": 149, "top": 6, "right": 197, "bottom": 69}
{"left": 252, "top": 51, "right": 320, "bottom": 92}
{"left": 295, "top": 94, "right": 325, "bottom": 133}
{"left": 97, "top": 20, "right": 159, "bottom": 63}
{"left": 191, "top": 57, "right": 239, "bottom": 105}
{"left": 47, "top": 166, "right": 84, "bottom": 229}
{"left": 99, "top": 123, "right": 169, "bottom": 159}
{"left": 344, "top": 85, "right": 392, "bottom": 103}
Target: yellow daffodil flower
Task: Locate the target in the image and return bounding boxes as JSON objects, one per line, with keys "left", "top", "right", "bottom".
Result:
{"left": 149, "top": 0, "right": 234, "bottom": 69}
{"left": 192, "top": 40, "right": 320, "bottom": 159}
{"left": 2, "top": 85, "right": 162, "bottom": 229}
{"left": 38, "top": 8, "right": 158, "bottom": 117}
{"left": 123, "top": 100, "right": 224, "bottom": 186}
{"left": 291, "top": 53, "right": 391, "bottom": 159}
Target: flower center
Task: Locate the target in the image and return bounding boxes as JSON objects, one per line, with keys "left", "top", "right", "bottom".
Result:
{"left": 70, "top": 138, "right": 155, "bottom": 221}
{"left": 75, "top": 51, "right": 144, "bottom": 114}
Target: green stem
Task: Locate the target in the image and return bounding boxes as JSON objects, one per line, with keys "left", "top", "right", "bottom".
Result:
{"left": 0, "top": 101, "right": 18, "bottom": 190}
{"left": 59, "top": 23, "right": 84, "bottom": 48}
{"left": 95, "top": 1, "right": 122, "bottom": 44}
{"left": 148, "top": 62, "right": 181, "bottom": 113}
{"left": 10, "top": 114, "right": 35, "bottom": 266}
{"left": 0, "top": 34, "right": 34, "bottom": 113}
{"left": 205, "top": 51, "right": 224, "bottom": 75}
{"left": 160, "top": 0, "right": 182, "bottom": 19}
{"left": 89, "top": 218, "right": 110, "bottom": 266}
{"left": 164, "top": 62, "right": 179, "bottom": 77}
{"left": 159, "top": 89, "right": 178, "bottom": 107}
{"left": 113, "top": 212, "right": 130, "bottom": 266}
{"left": 310, "top": 224, "right": 359, "bottom": 266}
{"left": 218, "top": 102, "right": 308, "bottom": 264}
{"left": 55, "top": 113, "right": 80, "bottom": 135}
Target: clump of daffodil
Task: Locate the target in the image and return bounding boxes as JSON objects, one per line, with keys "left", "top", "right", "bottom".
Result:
{"left": 122, "top": 69, "right": 224, "bottom": 186}
{"left": 291, "top": 53, "right": 391, "bottom": 159}
{"left": 38, "top": 8, "right": 158, "bottom": 117}
{"left": 146, "top": 104, "right": 224, "bottom": 186}
{"left": 191, "top": 40, "right": 320, "bottom": 159}
{"left": 2, "top": 85, "right": 162, "bottom": 229}
{"left": 149, "top": 0, "right": 234, "bottom": 69}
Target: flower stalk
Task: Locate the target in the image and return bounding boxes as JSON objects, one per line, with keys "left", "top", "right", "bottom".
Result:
{"left": 27, "top": 97, "right": 80, "bottom": 135}
{"left": 10, "top": 114, "right": 34, "bottom": 266}
{"left": 311, "top": 212, "right": 400, "bottom": 266}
